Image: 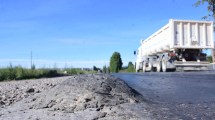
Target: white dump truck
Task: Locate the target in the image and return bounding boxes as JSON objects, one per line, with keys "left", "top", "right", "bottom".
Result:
{"left": 135, "top": 19, "right": 214, "bottom": 72}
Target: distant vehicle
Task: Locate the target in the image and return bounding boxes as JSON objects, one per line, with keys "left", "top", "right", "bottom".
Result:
{"left": 135, "top": 19, "right": 214, "bottom": 72}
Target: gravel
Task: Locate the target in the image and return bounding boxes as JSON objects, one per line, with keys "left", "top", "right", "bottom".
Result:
{"left": 0, "top": 74, "right": 151, "bottom": 120}
{"left": 0, "top": 76, "right": 68, "bottom": 108}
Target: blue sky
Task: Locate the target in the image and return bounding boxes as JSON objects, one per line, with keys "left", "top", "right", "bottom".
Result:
{"left": 0, "top": 0, "right": 210, "bottom": 68}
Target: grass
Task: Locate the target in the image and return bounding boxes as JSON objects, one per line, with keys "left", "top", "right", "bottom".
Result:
{"left": 63, "top": 68, "right": 97, "bottom": 75}
{"left": 0, "top": 66, "right": 61, "bottom": 81}
{"left": 119, "top": 66, "right": 135, "bottom": 73}
{"left": 0, "top": 65, "right": 97, "bottom": 82}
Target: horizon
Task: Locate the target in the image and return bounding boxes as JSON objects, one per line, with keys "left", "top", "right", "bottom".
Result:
{"left": 0, "top": 0, "right": 211, "bottom": 68}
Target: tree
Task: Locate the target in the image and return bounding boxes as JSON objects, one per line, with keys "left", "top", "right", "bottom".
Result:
{"left": 93, "top": 66, "right": 100, "bottom": 71}
{"left": 127, "top": 62, "right": 135, "bottom": 72}
{"left": 107, "top": 66, "right": 110, "bottom": 73}
{"left": 194, "top": 0, "right": 215, "bottom": 20}
{"left": 110, "top": 52, "right": 123, "bottom": 73}
{"left": 102, "top": 65, "right": 107, "bottom": 73}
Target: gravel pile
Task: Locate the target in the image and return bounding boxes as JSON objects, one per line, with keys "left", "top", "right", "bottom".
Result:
{"left": 0, "top": 76, "right": 70, "bottom": 108}
{"left": 0, "top": 74, "right": 151, "bottom": 120}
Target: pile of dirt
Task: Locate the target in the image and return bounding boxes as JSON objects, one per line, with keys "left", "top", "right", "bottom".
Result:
{"left": 0, "top": 74, "right": 151, "bottom": 120}
{"left": 0, "top": 77, "right": 69, "bottom": 108}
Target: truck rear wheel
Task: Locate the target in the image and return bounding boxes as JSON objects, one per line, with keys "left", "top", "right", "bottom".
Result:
{"left": 157, "top": 62, "right": 161, "bottom": 72}
{"left": 142, "top": 63, "right": 146, "bottom": 72}
{"left": 148, "top": 63, "right": 153, "bottom": 72}
{"left": 162, "top": 60, "right": 167, "bottom": 72}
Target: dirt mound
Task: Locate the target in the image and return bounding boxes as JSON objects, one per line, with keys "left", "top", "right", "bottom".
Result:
{"left": 0, "top": 74, "right": 151, "bottom": 120}
{"left": 29, "top": 74, "right": 142, "bottom": 113}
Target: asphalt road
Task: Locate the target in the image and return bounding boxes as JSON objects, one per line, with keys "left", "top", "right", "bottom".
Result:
{"left": 113, "top": 71, "right": 215, "bottom": 119}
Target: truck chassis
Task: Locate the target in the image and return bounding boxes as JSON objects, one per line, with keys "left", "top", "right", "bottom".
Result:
{"left": 136, "top": 49, "right": 209, "bottom": 72}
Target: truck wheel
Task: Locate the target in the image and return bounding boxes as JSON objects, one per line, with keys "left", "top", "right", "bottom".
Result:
{"left": 157, "top": 62, "right": 161, "bottom": 72}
{"left": 142, "top": 63, "right": 146, "bottom": 72}
{"left": 171, "top": 68, "right": 176, "bottom": 72}
{"left": 148, "top": 63, "right": 152, "bottom": 72}
{"left": 162, "top": 60, "right": 167, "bottom": 72}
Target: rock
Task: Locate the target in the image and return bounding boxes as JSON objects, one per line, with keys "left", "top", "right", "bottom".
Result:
{"left": 0, "top": 95, "right": 6, "bottom": 101}
{"left": 26, "top": 88, "right": 35, "bottom": 93}
{"left": 0, "top": 101, "right": 5, "bottom": 105}
{"left": 36, "top": 90, "right": 41, "bottom": 93}
{"left": 92, "top": 112, "right": 107, "bottom": 120}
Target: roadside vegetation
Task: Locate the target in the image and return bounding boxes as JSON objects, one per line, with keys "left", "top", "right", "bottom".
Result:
{"left": 0, "top": 51, "right": 136, "bottom": 81}
{"left": 109, "top": 52, "right": 123, "bottom": 73}
{"left": 109, "top": 51, "right": 135, "bottom": 73}
{"left": 0, "top": 64, "right": 96, "bottom": 82}
{"left": 118, "top": 62, "right": 135, "bottom": 73}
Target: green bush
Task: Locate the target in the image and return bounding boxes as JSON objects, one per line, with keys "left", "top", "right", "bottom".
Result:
{"left": 43, "top": 69, "right": 58, "bottom": 77}
{"left": 127, "top": 62, "right": 135, "bottom": 72}
{"left": 8, "top": 64, "right": 16, "bottom": 80}
{"left": 0, "top": 69, "right": 8, "bottom": 81}
{"left": 110, "top": 52, "right": 123, "bottom": 73}
{"left": 15, "top": 66, "right": 27, "bottom": 80}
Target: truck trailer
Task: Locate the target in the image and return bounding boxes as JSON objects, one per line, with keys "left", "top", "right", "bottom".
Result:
{"left": 135, "top": 19, "right": 214, "bottom": 72}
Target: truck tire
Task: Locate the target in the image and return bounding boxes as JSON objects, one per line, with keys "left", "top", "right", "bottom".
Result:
{"left": 142, "top": 63, "right": 146, "bottom": 72}
{"left": 162, "top": 59, "right": 167, "bottom": 72}
{"left": 157, "top": 62, "right": 161, "bottom": 72}
{"left": 171, "top": 68, "right": 176, "bottom": 72}
{"left": 148, "top": 63, "right": 152, "bottom": 72}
